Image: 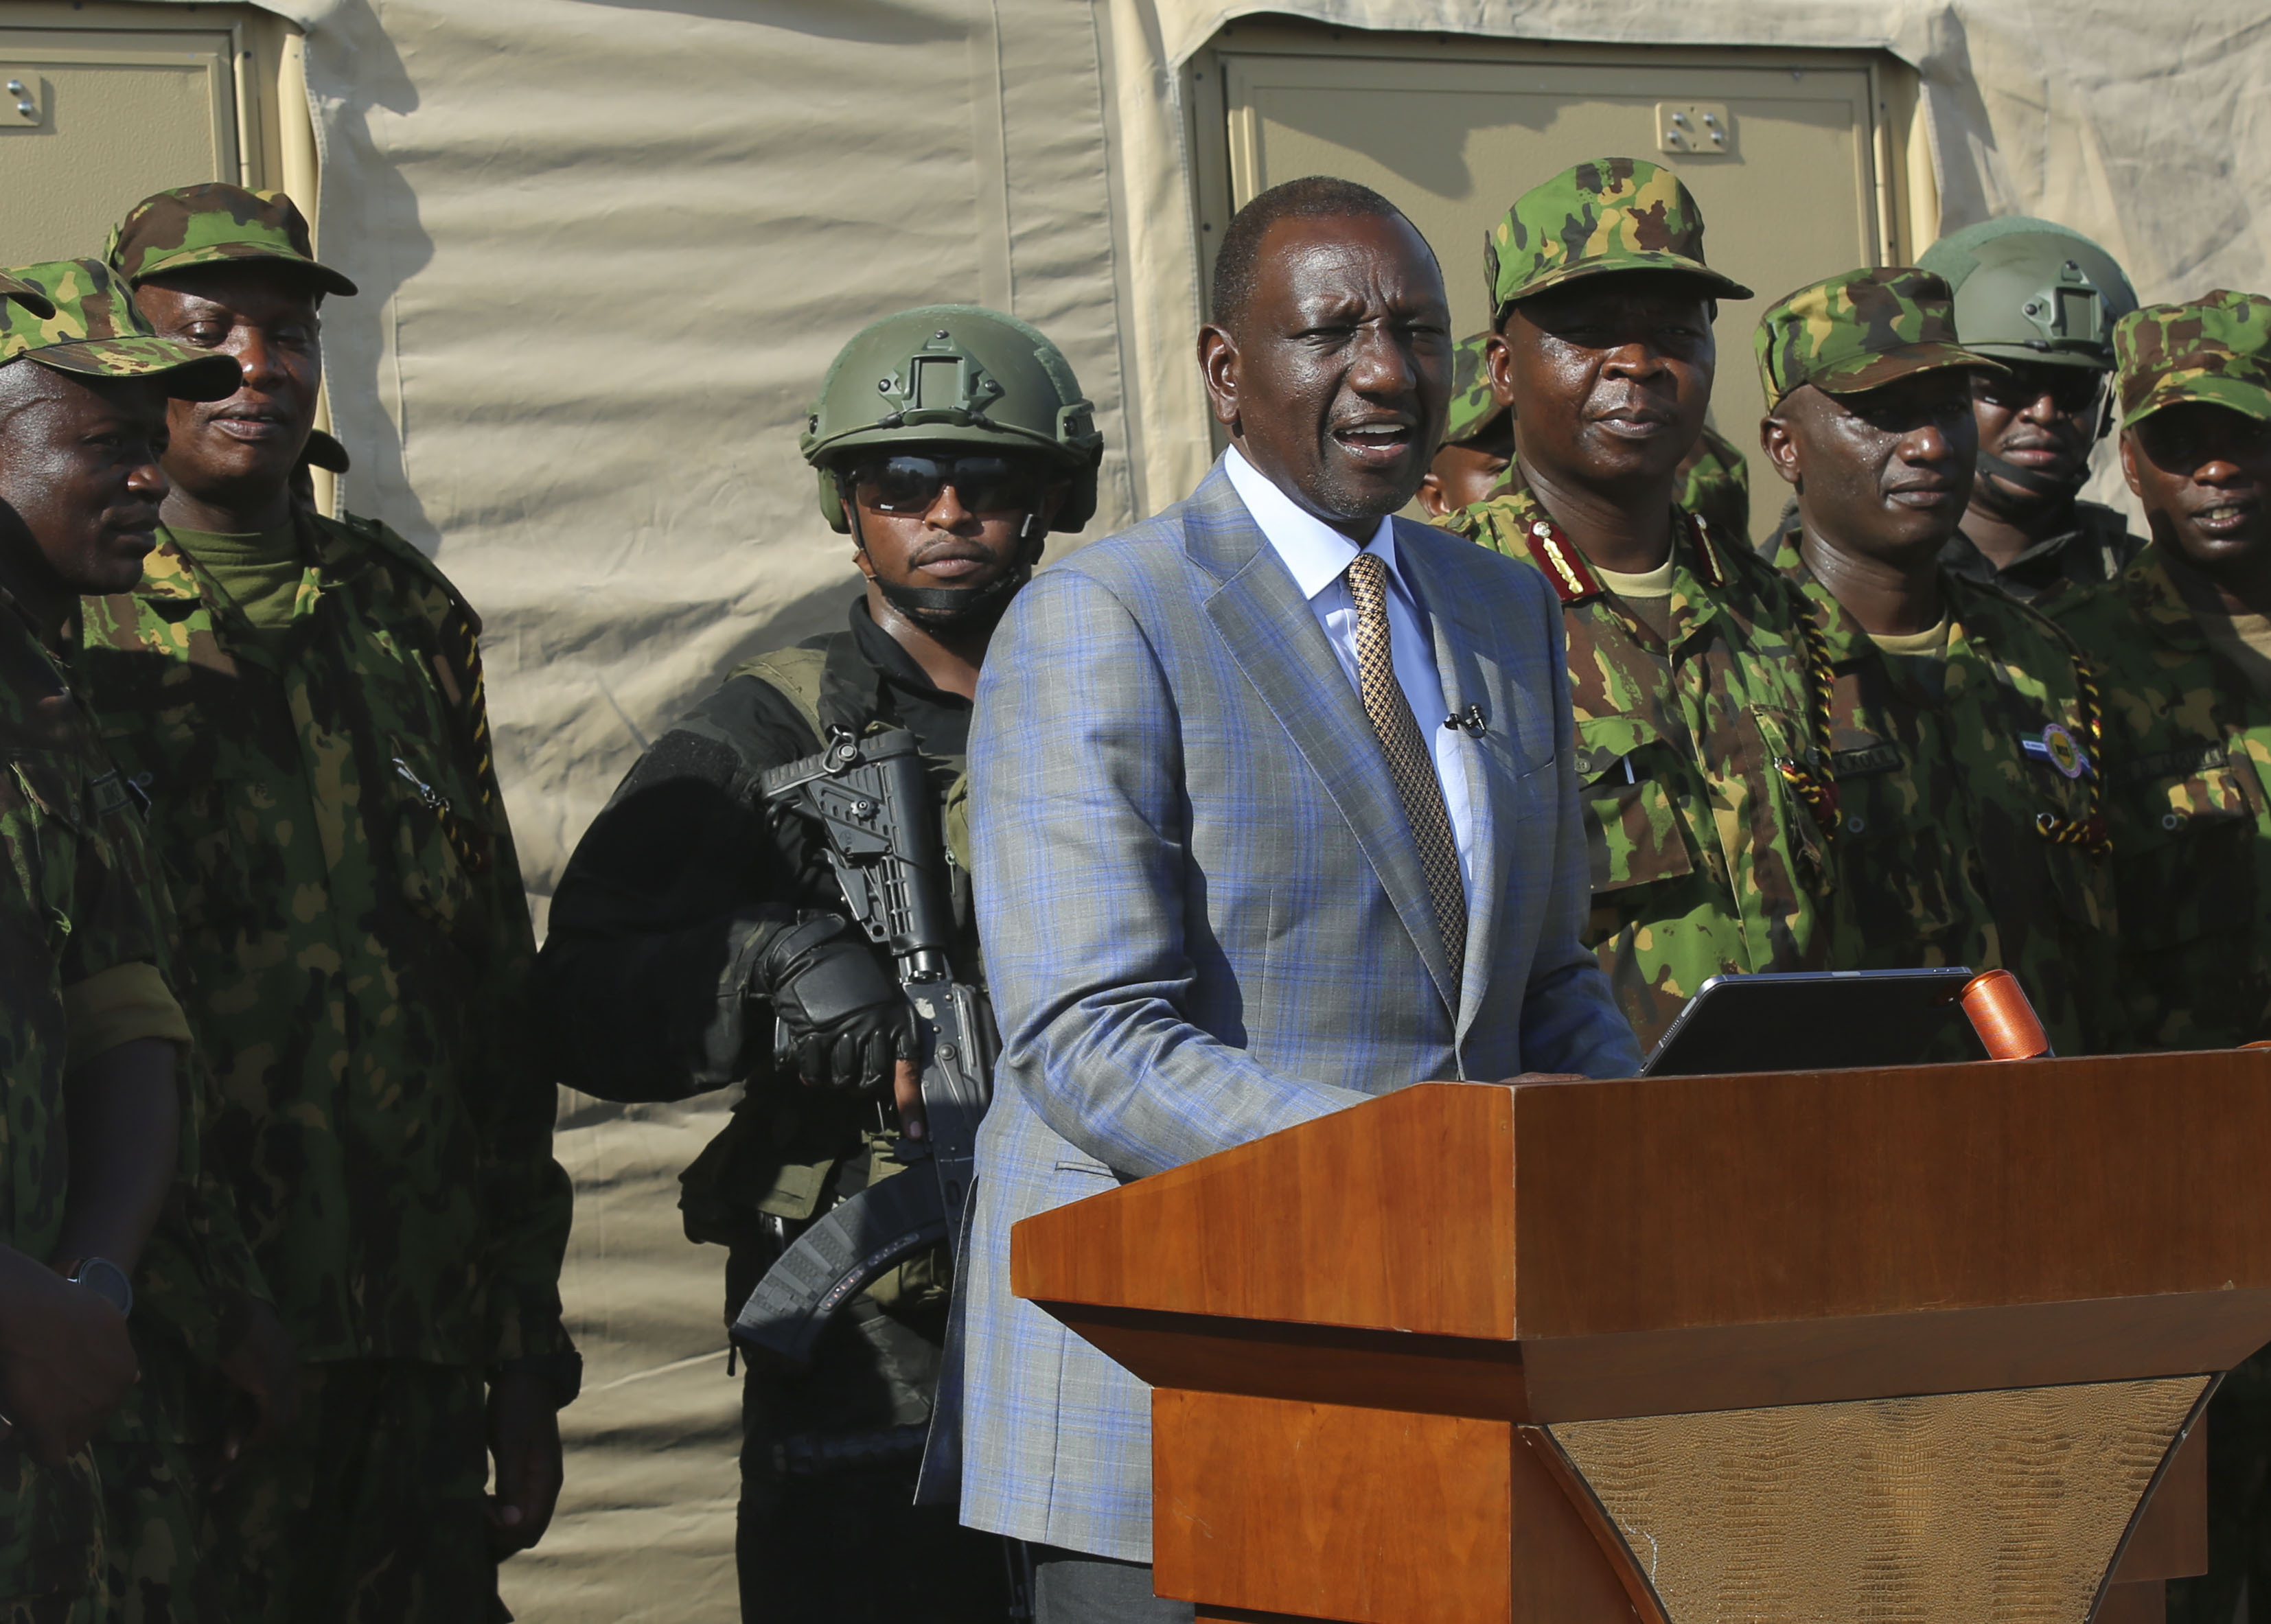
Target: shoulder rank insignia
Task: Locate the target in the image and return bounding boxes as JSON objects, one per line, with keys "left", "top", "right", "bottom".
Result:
{"left": 1686, "top": 509, "right": 1728, "bottom": 589}
{"left": 1525, "top": 515, "right": 1601, "bottom": 604}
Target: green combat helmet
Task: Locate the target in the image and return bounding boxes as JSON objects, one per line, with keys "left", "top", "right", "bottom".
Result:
{"left": 2112, "top": 288, "right": 2271, "bottom": 430}
{"left": 800, "top": 304, "right": 1103, "bottom": 534}
{"left": 1487, "top": 156, "right": 1752, "bottom": 322}
{"left": 0, "top": 258, "right": 238, "bottom": 397}
{"left": 1919, "top": 216, "right": 2136, "bottom": 373}
{"left": 1755, "top": 265, "right": 2005, "bottom": 406}
{"left": 106, "top": 182, "right": 356, "bottom": 296}
{"left": 1441, "top": 330, "right": 1508, "bottom": 446}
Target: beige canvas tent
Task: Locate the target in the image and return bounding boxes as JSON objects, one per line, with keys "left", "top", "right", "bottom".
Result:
{"left": 3, "top": 0, "right": 2268, "bottom": 1615}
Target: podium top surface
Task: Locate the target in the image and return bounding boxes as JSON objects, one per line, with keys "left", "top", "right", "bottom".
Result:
{"left": 1014, "top": 1056, "right": 2271, "bottom": 1352}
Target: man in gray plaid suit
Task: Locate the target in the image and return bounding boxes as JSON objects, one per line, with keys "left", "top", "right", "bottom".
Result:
{"left": 958, "top": 176, "right": 1641, "bottom": 1621}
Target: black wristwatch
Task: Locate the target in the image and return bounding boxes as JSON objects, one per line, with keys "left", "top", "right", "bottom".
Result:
{"left": 492, "top": 1351, "right": 582, "bottom": 1409}
{"left": 62, "top": 1257, "right": 132, "bottom": 1318}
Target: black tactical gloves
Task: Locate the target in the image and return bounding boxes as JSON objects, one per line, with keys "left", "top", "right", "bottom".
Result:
{"left": 753, "top": 916, "right": 915, "bottom": 1094}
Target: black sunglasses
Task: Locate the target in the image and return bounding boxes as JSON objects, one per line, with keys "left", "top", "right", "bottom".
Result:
{"left": 1972, "top": 366, "right": 2108, "bottom": 417}
{"left": 848, "top": 454, "right": 1040, "bottom": 516}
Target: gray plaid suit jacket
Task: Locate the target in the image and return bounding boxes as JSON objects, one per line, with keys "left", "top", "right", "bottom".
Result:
{"left": 954, "top": 459, "right": 1639, "bottom": 1561}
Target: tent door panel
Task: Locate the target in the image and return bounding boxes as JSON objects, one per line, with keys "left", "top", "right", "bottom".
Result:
{"left": 0, "top": 27, "right": 240, "bottom": 264}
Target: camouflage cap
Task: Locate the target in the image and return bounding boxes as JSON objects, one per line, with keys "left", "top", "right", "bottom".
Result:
{"left": 1487, "top": 156, "right": 1751, "bottom": 319}
{"left": 0, "top": 259, "right": 240, "bottom": 399}
{"left": 0, "top": 273, "right": 53, "bottom": 320}
{"left": 2112, "top": 290, "right": 2271, "bottom": 429}
{"left": 1441, "top": 331, "right": 1510, "bottom": 445}
{"left": 1753, "top": 265, "right": 2004, "bottom": 406}
{"left": 106, "top": 183, "right": 356, "bottom": 297}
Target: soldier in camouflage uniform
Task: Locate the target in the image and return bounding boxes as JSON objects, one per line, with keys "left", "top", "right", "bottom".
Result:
{"left": 1918, "top": 218, "right": 2143, "bottom": 607}
{"left": 1753, "top": 266, "right": 2119, "bottom": 1054}
{"left": 1433, "top": 156, "right": 1833, "bottom": 1052}
{"left": 73, "top": 185, "right": 577, "bottom": 1623}
{"left": 2051, "top": 287, "right": 2271, "bottom": 1624}
{"left": 538, "top": 306, "right": 1102, "bottom": 1622}
{"left": 2051, "top": 290, "right": 2271, "bottom": 1056}
{"left": 0, "top": 266, "right": 238, "bottom": 1623}
{"left": 1416, "top": 333, "right": 1514, "bottom": 518}
{"left": 0, "top": 261, "right": 291, "bottom": 1624}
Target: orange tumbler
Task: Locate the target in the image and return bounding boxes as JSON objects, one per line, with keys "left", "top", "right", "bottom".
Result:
{"left": 1959, "top": 969, "right": 2053, "bottom": 1060}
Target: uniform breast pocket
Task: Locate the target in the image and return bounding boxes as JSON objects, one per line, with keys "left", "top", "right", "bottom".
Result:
{"left": 94, "top": 709, "right": 265, "bottom": 940}
{"left": 1828, "top": 743, "right": 1968, "bottom": 947}
{"left": 1573, "top": 715, "right": 1694, "bottom": 895}
{"left": 1738, "top": 703, "right": 1832, "bottom": 881}
{"left": 2115, "top": 756, "right": 2259, "bottom": 951}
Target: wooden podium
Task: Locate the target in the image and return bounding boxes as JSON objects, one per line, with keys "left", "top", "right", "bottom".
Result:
{"left": 1011, "top": 1055, "right": 2271, "bottom": 1623}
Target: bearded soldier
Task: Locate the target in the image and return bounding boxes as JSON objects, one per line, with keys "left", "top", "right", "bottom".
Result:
{"left": 538, "top": 305, "right": 1102, "bottom": 1623}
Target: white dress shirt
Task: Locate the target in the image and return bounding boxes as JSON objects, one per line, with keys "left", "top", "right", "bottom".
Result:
{"left": 1222, "top": 446, "right": 1478, "bottom": 904}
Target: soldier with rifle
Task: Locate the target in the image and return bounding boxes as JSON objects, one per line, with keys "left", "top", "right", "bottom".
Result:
{"left": 536, "top": 304, "right": 1102, "bottom": 1623}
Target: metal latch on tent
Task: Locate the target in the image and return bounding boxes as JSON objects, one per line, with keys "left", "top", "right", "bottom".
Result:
{"left": 0, "top": 74, "right": 41, "bottom": 127}
{"left": 1656, "top": 102, "right": 1730, "bottom": 156}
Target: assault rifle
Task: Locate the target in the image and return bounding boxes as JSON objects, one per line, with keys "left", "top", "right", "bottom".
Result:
{"left": 730, "top": 727, "right": 993, "bottom": 1370}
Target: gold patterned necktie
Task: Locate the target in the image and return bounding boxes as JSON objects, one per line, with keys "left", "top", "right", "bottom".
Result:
{"left": 1344, "top": 547, "right": 1467, "bottom": 971}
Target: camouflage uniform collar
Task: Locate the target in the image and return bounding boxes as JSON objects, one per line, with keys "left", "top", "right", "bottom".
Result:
{"left": 1779, "top": 535, "right": 1986, "bottom": 693}
{"left": 2132, "top": 542, "right": 2230, "bottom": 654}
{"left": 1777, "top": 544, "right": 1871, "bottom": 665}
{"left": 0, "top": 572, "right": 65, "bottom": 666}
{"left": 139, "top": 511, "right": 365, "bottom": 662}
{"left": 132, "top": 531, "right": 214, "bottom": 604}
{"left": 1483, "top": 474, "right": 1727, "bottom": 608}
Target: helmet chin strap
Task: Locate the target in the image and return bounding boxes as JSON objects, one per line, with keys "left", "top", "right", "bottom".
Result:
{"left": 855, "top": 507, "right": 1046, "bottom": 634}
{"left": 1974, "top": 448, "right": 2086, "bottom": 505}
{"left": 875, "top": 565, "right": 1030, "bottom": 629}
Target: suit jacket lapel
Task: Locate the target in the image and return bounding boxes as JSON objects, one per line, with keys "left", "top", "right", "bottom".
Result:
{"left": 1185, "top": 466, "right": 1460, "bottom": 1014}
{"left": 1397, "top": 520, "right": 1520, "bottom": 1043}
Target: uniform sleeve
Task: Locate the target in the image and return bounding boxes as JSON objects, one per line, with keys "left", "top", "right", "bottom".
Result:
{"left": 1512, "top": 588, "right": 1646, "bottom": 1079}
{"left": 157, "top": 1049, "right": 278, "bottom": 1361}
{"left": 534, "top": 680, "right": 825, "bottom": 1103}
{"left": 467, "top": 785, "right": 577, "bottom": 1364}
{"left": 61, "top": 960, "right": 191, "bottom": 1064}
{"left": 413, "top": 592, "right": 575, "bottom": 1367}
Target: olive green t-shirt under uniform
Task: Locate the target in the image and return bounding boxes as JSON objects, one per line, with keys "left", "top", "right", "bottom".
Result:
{"left": 1869, "top": 614, "right": 1952, "bottom": 702}
{"left": 167, "top": 524, "right": 301, "bottom": 630}
{"left": 1594, "top": 556, "right": 1676, "bottom": 643}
